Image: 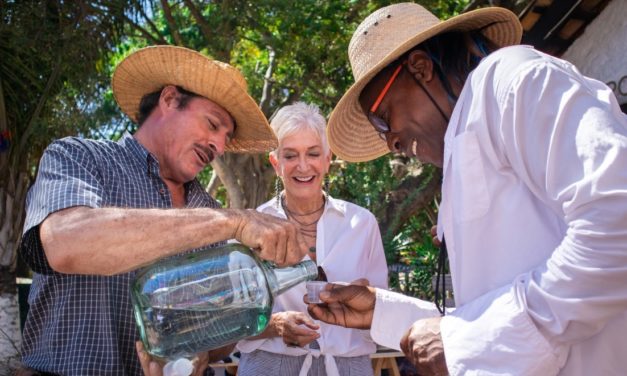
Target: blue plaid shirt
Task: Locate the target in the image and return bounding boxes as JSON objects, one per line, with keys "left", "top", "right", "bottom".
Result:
{"left": 20, "top": 133, "right": 222, "bottom": 375}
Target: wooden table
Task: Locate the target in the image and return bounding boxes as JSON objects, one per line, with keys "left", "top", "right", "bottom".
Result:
{"left": 209, "top": 357, "right": 238, "bottom": 376}
{"left": 370, "top": 347, "right": 404, "bottom": 376}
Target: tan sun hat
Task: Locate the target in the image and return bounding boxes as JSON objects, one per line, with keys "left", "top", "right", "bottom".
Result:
{"left": 327, "top": 3, "right": 523, "bottom": 162}
{"left": 112, "top": 45, "right": 276, "bottom": 153}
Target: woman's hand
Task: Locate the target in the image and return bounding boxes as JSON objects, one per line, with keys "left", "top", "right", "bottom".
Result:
{"left": 136, "top": 341, "right": 211, "bottom": 376}
{"left": 271, "top": 311, "right": 320, "bottom": 347}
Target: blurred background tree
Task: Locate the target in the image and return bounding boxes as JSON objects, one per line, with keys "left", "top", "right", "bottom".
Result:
{"left": 1, "top": 0, "right": 468, "bottom": 371}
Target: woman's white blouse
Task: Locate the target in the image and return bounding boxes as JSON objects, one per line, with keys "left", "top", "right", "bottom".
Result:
{"left": 237, "top": 195, "right": 388, "bottom": 375}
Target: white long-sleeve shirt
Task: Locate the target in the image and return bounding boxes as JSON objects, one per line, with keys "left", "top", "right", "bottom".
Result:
{"left": 238, "top": 195, "right": 388, "bottom": 375}
{"left": 370, "top": 45, "right": 627, "bottom": 375}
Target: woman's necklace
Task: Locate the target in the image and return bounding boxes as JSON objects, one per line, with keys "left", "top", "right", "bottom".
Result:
{"left": 281, "top": 194, "right": 326, "bottom": 253}
{"left": 283, "top": 198, "right": 325, "bottom": 217}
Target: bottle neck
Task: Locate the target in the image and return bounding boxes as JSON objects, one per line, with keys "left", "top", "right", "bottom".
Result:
{"left": 264, "top": 260, "right": 319, "bottom": 296}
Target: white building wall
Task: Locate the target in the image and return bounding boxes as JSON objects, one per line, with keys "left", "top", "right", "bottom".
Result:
{"left": 561, "top": 0, "right": 627, "bottom": 105}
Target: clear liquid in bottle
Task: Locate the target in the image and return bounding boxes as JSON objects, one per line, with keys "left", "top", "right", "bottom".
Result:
{"left": 131, "top": 244, "right": 317, "bottom": 359}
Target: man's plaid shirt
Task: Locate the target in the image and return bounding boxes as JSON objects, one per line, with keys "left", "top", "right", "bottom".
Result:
{"left": 20, "top": 133, "right": 221, "bottom": 375}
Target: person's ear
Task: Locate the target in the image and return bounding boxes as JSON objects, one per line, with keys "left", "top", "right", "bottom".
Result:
{"left": 159, "top": 85, "right": 180, "bottom": 112}
{"left": 269, "top": 151, "right": 281, "bottom": 176}
{"left": 406, "top": 50, "right": 434, "bottom": 83}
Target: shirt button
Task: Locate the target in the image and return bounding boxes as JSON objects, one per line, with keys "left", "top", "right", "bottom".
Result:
{"left": 159, "top": 188, "right": 165, "bottom": 194}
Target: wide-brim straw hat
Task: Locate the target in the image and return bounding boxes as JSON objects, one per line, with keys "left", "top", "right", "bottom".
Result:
{"left": 327, "top": 3, "right": 523, "bottom": 162}
{"left": 112, "top": 45, "right": 276, "bottom": 153}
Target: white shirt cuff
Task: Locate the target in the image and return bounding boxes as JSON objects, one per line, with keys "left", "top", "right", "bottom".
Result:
{"left": 370, "top": 288, "right": 439, "bottom": 351}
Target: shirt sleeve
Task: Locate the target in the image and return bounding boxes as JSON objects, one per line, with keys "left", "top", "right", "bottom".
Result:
{"left": 370, "top": 288, "right": 440, "bottom": 350}
{"left": 440, "top": 54, "right": 627, "bottom": 374}
{"left": 20, "top": 138, "right": 105, "bottom": 274}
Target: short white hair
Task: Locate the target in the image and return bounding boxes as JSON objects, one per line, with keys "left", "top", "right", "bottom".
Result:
{"left": 270, "top": 102, "right": 329, "bottom": 156}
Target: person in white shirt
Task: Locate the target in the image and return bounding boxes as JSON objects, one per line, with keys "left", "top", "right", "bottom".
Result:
{"left": 307, "top": 3, "right": 627, "bottom": 376}
{"left": 236, "top": 102, "right": 388, "bottom": 376}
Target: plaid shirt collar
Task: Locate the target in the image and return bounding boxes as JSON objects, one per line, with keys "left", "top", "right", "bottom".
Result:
{"left": 120, "top": 132, "right": 209, "bottom": 206}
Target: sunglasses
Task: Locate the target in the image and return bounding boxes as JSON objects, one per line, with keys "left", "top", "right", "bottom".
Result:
{"left": 367, "top": 63, "right": 403, "bottom": 140}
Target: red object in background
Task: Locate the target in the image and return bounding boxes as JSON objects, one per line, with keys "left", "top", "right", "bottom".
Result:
{"left": 0, "top": 130, "right": 11, "bottom": 152}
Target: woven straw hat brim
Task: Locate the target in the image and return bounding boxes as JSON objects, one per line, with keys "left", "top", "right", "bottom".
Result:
{"left": 112, "top": 45, "right": 276, "bottom": 153}
{"left": 327, "top": 5, "right": 523, "bottom": 162}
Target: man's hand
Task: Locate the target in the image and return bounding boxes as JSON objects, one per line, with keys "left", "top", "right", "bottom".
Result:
{"left": 305, "top": 282, "right": 376, "bottom": 329}
{"left": 232, "top": 209, "right": 308, "bottom": 266}
{"left": 136, "top": 341, "right": 211, "bottom": 376}
{"left": 271, "top": 311, "right": 320, "bottom": 347}
{"left": 400, "top": 317, "right": 448, "bottom": 376}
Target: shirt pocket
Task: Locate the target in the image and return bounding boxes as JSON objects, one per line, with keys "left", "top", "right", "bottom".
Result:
{"left": 452, "top": 131, "right": 490, "bottom": 222}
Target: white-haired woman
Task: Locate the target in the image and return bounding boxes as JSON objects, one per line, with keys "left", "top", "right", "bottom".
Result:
{"left": 236, "top": 102, "right": 388, "bottom": 376}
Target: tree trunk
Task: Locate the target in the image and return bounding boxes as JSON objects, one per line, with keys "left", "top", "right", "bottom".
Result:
{"left": 376, "top": 167, "right": 442, "bottom": 243}
{"left": 214, "top": 153, "right": 274, "bottom": 209}
{"left": 0, "top": 167, "right": 28, "bottom": 374}
{"left": 0, "top": 171, "right": 28, "bottom": 280}
{"left": 0, "top": 86, "right": 30, "bottom": 370}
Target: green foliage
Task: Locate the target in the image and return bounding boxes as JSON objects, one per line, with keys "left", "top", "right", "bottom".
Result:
{"left": 386, "top": 210, "right": 440, "bottom": 299}
{"left": 329, "top": 156, "right": 395, "bottom": 211}
{"left": 227, "top": 0, "right": 383, "bottom": 114}
{"left": 1, "top": 1, "right": 130, "bottom": 171}
{"left": 427, "top": 0, "right": 471, "bottom": 18}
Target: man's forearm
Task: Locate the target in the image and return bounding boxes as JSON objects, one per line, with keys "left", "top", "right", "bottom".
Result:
{"left": 40, "top": 206, "right": 245, "bottom": 275}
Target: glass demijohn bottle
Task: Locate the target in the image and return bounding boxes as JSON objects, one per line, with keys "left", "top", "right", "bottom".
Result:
{"left": 130, "top": 243, "right": 318, "bottom": 360}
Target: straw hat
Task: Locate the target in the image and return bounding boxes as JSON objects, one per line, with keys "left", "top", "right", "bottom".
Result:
{"left": 327, "top": 3, "right": 522, "bottom": 162}
{"left": 112, "top": 45, "right": 276, "bottom": 153}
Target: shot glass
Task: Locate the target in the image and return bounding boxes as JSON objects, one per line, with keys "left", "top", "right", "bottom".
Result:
{"left": 306, "top": 281, "right": 328, "bottom": 304}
